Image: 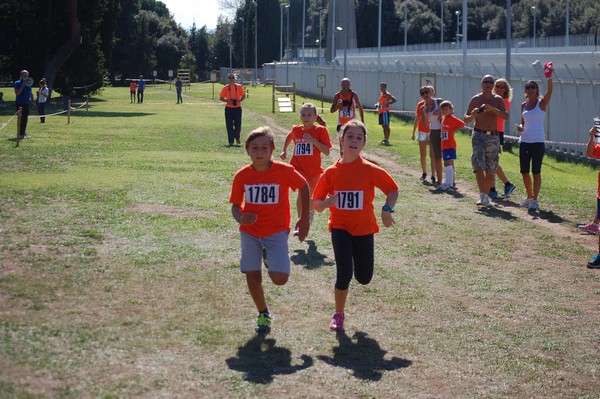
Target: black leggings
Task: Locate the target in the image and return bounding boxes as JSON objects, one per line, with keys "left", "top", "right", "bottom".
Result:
{"left": 331, "top": 228, "right": 374, "bottom": 291}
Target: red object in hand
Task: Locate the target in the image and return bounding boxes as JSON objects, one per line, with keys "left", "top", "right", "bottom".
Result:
{"left": 543, "top": 61, "right": 553, "bottom": 78}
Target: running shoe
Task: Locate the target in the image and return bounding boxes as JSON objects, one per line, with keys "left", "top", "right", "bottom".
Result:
{"left": 476, "top": 193, "right": 491, "bottom": 206}
{"left": 503, "top": 183, "right": 517, "bottom": 198}
{"left": 256, "top": 312, "right": 271, "bottom": 333}
{"left": 529, "top": 199, "right": 539, "bottom": 210}
{"left": 420, "top": 173, "right": 427, "bottom": 181}
{"left": 519, "top": 197, "right": 533, "bottom": 208}
{"left": 588, "top": 254, "right": 600, "bottom": 269}
{"left": 431, "top": 176, "right": 437, "bottom": 184}
{"left": 329, "top": 312, "right": 345, "bottom": 332}
{"left": 437, "top": 183, "right": 450, "bottom": 191}
{"left": 380, "top": 139, "right": 390, "bottom": 145}
{"left": 488, "top": 188, "right": 499, "bottom": 198}
{"left": 578, "top": 222, "right": 600, "bottom": 235}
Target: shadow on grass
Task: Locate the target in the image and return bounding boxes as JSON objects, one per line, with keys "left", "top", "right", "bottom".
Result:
{"left": 75, "top": 110, "right": 157, "bottom": 118}
{"left": 317, "top": 331, "right": 412, "bottom": 381}
{"left": 291, "top": 240, "right": 333, "bottom": 269}
{"left": 493, "top": 199, "right": 566, "bottom": 224}
{"left": 477, "top": 204, "right": 519, "bottom": 220}
{"left": 527, "top": 208, "right": 566, "bottom": 223}
{"left": 225, "top": 334, "right": 313, "bottom": 384}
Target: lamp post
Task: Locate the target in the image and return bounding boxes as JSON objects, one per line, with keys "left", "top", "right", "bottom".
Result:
{"left": 565, "top": 0, "right": 569, "bottom": 46}
{"left": 280, "top": 4, "right": 285, "bottom": 61}
{"left": 377, "top": 0, "right": 382, "bottom": 70}
{"left": 286, "top": 3, "right": 290, "bottom": 84}
{"left": 455, "top": 10, "right": 460, "bottom": 49}
{"left": 318, "top": 8, "right": 325, "bottom": 65}
{"left": 336, "top": 26, "right": 345, "bottom": 76}
{"left": 239, "top": 17, "right": 245, "bottom": 69}
{"left": 301, "top": 0, "right": 305, "bottom": 63}
{"left": 531, "top": 6, "right": 536, "bottom": 48}
{"left": 229, "top": 32, "right": 232, "bottom": 70}
{"left": 331, "top": 0, "right": 336, "bottom": 61}
{"left": 440, "top": 0, "right": 444, "bottom": 50}
{"left": 404, "top": 1, "right": 407, "bottom": 52}
{"left": 252, "top": 0, "right": 257, "bottom": 83}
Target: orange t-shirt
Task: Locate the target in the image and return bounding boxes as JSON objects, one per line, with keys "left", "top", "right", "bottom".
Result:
{"left": 441, "top": 114, "right": 466, "bottom": 151}
{"left": 230, "top": 161, "right": 307, "bottom": 238}
{"left": 313, "top": 156, "right": 399, "bottom": 236}
{"left": 220, "top": 83, "right": 246, "bottom": 108}
{"left": 415, "top": 100, "right": 430, "bottom": 133}
{"left": 496, "top": 98, "right": 510, "bottom": 132}
{"left": 130, "top": 82, "right": 137, "bottom": 93}
{"left": 288, "top": 124, "right": 332, "bottom": 178}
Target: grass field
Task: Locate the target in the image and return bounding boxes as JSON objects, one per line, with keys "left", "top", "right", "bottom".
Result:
{"left": 1, "top": 84, "right": 599, "bottom": 398}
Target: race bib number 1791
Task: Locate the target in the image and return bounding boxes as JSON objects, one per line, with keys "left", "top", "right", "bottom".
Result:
{"left": 335, "top": 190, "right": 364, "bottom": 210}
{"left": 245, "top": 184, "right": 280, "bottom": 204}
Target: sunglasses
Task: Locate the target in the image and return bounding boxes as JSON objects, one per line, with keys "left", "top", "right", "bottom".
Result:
{"left": 228, "top": 76, "right": 235, "bottom": 79}
{"left": 420, "top": 90, "right": 429, "bottom": 95}
{"left": 525, "top": 84, "right": 537, "bottom": 89}
{"left": 482, "top": 80, "right": 494, "bottom": 84}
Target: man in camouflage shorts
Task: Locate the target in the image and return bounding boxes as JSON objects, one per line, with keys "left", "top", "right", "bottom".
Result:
{"left": 464, "top": 75, "right": 509, "bottom": 206}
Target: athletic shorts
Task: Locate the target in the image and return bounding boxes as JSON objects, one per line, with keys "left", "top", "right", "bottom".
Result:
{"left": 471, "top": 131, "right": 499, "bottom": 174}
{"left": 378, "top": 111, "right": 390, "bottom": 126}
{"left": 240, "top": 230, "right": 290, "bottom": 274}
{"left": 417, "top": 131, "right": 430, "bottom": 142}
{"left": 443, "top": 148, "right": 457, "bottom": 161}
{"left": 430, "top": 129, "right": 442, "bottom": 160}
{"left": 519, "top": 142, "right": 545, "bottom": 174}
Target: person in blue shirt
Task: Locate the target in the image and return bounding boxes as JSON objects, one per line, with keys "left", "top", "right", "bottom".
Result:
{"left": 14, "top": 70, "right": 35, "bottom": 139}
{"left": 175, "top": 76, "right": 183, "bottom": 104}
{"left": 137, "top": 75, "right": 146, "bottom": 103}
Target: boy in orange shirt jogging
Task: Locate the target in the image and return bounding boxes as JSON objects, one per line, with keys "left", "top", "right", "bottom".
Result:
{"left": 280, "top": 103, "right": 332, "bottom": 223}
{"left": 438, "top": 100, "right": 466, "bottom": 191}
{"left": 230, "top": 127, "right": 310, "bottom": 333}
{"left": 312, "top": 120, "right": 399, "bottom": 332}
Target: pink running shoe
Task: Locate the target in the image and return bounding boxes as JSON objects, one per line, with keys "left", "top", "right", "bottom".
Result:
{"left": 329, "top": 312, "right": 345, "bottom": 331}
{"left": 578, "top": 222, "right": 600, "bottom": 235}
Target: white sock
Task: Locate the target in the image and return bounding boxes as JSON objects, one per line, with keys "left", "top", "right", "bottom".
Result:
{"left": 445, "top": 166, "right": 454, "bottom": 186}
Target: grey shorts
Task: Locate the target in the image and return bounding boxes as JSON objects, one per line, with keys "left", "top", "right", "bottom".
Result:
{"left": 240, "top": 230, "right": 290, "bottom": 274}
{"left": 471, "top": 131, "right": 499, "bottom": 174}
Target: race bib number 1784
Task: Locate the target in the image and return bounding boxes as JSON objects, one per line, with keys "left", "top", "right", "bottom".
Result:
{"left": 245, "top": 184, "right": 280, "bottom": 204}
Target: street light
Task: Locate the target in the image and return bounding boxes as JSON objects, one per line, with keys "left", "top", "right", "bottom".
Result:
{"left": 531, "top": 6, "right": 536, "bottom": 48}
{"left": 331, "top": 0, "right": 336, "bottom": 62}
{"left": 565, "top": 0, "right": 569, "bottom": 46}
{"left": 403, "top": 1, "right": 408, "bottom": 52}
{"left": 455, "top": 10, "right": 460, "bottom": 49}
{"left": 239, "top": 17, "right": 245, "bottom": 69}
{"left": 252, "top": 0, "right": 257, "bottom": 83}
{"left": 440, "top": 0, "right": 444, "bottom": 50}
{"left": 301, "top": 0, "right": 305, "bottom": 63}
{"left": 336, "top": 26, "right": 346, "bottom": 76}
{"left": 377, "top": 0, "right": 382, "bottom": 70}
{"left": 318, "top": 8, "right": 325, "bottom": 65}
{"left": 229, "top": 32, "right": 232, "bottom": 70}
{"left": 280, "top": 4, "right": 286, "bottom": 61}
{"left": 286, "top": 3, "right": 290, "bottom": 84}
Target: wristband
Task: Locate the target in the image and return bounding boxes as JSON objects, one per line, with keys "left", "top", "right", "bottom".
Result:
{"left": 382, "top": 204, "right": 394, "bottom": 213}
